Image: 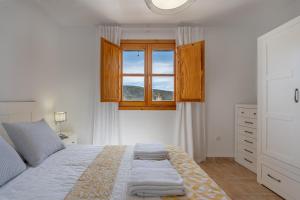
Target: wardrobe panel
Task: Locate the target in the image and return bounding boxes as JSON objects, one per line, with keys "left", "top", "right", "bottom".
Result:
{"left": 267, "top": 79, "right": 293, "bottom": 115}
{"left": 267, "top": 24, "right": 300, "bottom": 75}
{"left": 265, "top": 118, "right": 296, "bottom": 160}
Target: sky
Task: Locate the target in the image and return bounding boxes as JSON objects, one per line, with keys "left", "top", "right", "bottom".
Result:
{"left": 123, "top": 50, "right": 174, "bottom": 91}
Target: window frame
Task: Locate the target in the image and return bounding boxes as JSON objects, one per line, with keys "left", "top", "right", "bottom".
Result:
{"left": 119, "top": 40, "right": 176, "bottom": 110}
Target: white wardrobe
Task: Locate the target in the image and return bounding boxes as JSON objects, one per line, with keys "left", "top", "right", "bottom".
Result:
{"left": 257, "top": 16, "right": 300, "bottom": 200}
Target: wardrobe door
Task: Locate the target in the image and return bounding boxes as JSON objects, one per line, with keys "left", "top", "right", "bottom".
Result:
{"left": 262, "top": 22, "right": 300, "bottom": 169}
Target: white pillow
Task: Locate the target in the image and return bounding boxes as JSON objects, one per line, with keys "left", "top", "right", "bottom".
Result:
{"left": 2, "top": 119, "right": 65, "bottom": 167}
{"left": 0, "top": 137, "right": 26, "bottom": 186}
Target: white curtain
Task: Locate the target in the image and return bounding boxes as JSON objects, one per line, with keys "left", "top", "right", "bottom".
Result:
{"left": 175, "top": 26, "right": 206, "bottom": 163}
{"left": 92, "top": 25, "right": 122, "bottom": 145}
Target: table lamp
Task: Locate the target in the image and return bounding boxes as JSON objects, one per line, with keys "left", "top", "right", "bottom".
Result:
{"left": 54, "top": 112, "right": 67, "bottom": 139}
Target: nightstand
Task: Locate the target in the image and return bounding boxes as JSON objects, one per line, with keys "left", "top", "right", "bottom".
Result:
{"left": 61, "top": 134, "right": 77, "bottom": 145}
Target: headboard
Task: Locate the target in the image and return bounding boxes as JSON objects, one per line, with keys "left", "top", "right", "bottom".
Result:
{"left": 0, "top": 101, "right": 36, "bottom": 145}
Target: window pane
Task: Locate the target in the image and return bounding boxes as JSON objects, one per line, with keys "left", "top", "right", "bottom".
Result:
{"left": 123, "top": 50, "right": 144, "bottom": 74}
{"left": 152, "top": 77, "right": 174, "bottom": 101}
{"left": 152, "top": 50, "right": 174, "bottom": 74}
{"left": 123, "top": 77, "right": 144, "bottom": 101}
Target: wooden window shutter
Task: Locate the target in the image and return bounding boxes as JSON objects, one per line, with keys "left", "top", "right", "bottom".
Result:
{"left": 176, "top": 40, "right": 205, "bottom": 102}
{"left": 100, "top": 38, "right": 121, "bottom": 102}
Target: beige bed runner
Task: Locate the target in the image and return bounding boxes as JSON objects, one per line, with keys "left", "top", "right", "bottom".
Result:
{"left": 65, "top": 145, "right": 229, "bottom": 200}
{"left": 65, "top": 145, "right": 126, "bottom": 200}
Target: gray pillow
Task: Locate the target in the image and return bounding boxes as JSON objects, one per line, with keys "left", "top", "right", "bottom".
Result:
{"left": 2, "top": 119, "right": 65, "bottom": 167}
{"left": 0, "top": 136, "right": 26, "bottom": 186}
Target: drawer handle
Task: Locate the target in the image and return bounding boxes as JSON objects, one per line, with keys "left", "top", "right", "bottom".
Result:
{"left": 245, "top": 121, "right": 254, "bottom": 125}
{"left": 244, "top": 149, "right": 253, "bottom": 154}
{"left": 244, "top": 140, "right": 253, "bottom": 144}
{"left": 267, "top": 174, "right": 281, "bottom": 183}
{"left": 245, "top": 130, "right": 253, "bottom": 134}
{"left": 244, "top": 158, "right": 253, "bottom": 164}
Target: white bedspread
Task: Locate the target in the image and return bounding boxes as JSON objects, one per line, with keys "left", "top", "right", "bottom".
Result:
{"left": 0, "top": 145, "right": 103, "bottom": 200}
{"left": 0, "top": 145, "right": 171, "bottom": 200}
{"left": 0, "top": 145, "right": 228, "bottom": 200}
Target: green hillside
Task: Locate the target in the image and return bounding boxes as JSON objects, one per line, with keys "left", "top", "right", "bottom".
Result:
{"left": 123, "top": 85, "right": 173, "bottom": 101}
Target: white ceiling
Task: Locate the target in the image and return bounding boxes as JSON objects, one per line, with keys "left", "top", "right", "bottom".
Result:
{"left": 33, "top": 0, "right": 264, "bottom": 26}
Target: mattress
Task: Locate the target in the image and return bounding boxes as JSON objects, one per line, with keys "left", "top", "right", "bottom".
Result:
{"left": 0, "top": 145, "right": 229, "bottom": 200}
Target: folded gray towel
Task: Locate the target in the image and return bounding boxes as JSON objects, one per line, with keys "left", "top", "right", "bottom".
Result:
{"left": 134, "top": 143, "right": 169, "bottom": 160}
{"left": 128, "top": 161, "right": 185, "bottom": 197}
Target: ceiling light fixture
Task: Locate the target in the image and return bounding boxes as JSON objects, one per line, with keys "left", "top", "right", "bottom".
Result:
{"left": 145, "top": 0, "right": 196, "bottom": 15}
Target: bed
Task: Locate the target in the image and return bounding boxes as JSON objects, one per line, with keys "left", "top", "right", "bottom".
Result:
{"left": 0, "top": 102, "right": 230, "bottom": 200}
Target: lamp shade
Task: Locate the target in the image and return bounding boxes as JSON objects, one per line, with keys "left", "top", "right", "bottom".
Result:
{"left": 54, "top": 112, "right": 67, "bottom": 122}
{"left": 145, "top": 0, "right": 195, "bottom": 14}
{"left": 152, "top": 0, "right": 189, "bottom": 9}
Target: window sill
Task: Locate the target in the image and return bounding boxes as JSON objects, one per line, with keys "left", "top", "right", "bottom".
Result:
{"left": 118, "top": 105, "right": 176, "bottom": 110}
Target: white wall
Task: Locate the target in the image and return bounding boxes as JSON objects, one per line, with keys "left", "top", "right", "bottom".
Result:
{"left": 1, "top": 0, "right": 300, "bottom": 156}
{"left": 35, "top": 27, "right": 97, "bottom": 144}
{"left": 118, "top": 2, "right": 300, "bottom": 153}
{"left": 0, "top": 0, "right": 42, "bottom": 101}
{"left": 0, "top": 0, "right": 97, "bottom": 144}
{"left": 205, "top": 26, "right": 258, "bottom": 157}
{"left": 121, "top": 2, "right": 300, "bottom": 154}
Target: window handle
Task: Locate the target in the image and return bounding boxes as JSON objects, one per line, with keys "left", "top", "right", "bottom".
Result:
{"left": 295, "top": 88, "right": 299, "bottom": 103}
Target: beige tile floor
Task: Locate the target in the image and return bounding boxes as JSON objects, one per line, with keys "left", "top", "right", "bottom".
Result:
{"left": 199, "top": 158, "right": 283, "bottom": 200}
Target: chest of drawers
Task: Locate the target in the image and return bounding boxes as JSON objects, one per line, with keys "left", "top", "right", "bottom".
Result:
{"left": 235, "top": 104, "right": 257, "bottom": 173}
